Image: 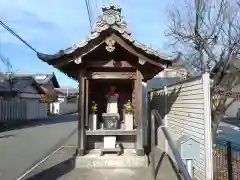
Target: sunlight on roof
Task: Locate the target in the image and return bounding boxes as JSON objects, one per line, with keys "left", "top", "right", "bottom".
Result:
{"left": 35, "top": 75, "right": 47, "bottom": 80}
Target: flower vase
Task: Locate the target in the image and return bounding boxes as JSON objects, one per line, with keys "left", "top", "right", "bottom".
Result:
{"left": 89, "top": 113, "right": 98, "bottom": 130}
{"left": 124, "top": 113, "right": 134, "bottom": 130}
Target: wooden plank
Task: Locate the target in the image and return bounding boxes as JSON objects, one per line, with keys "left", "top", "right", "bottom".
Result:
{"left": 167, "top": 98, "right": 204, "bottom": 104}
{"left": 167, "top": 110, "right": 204, "bottom": 120}
{"left": 86, "top": 129, "right": 137, "bottom": 136}
{"left": 168, "top": 107, "right": 204, "bottom": 114}
{"left": 91, "top": 71, "right": 136, "bottom": 79}
{"left": 170, "top": 102, "right": 204, "bottom": 109}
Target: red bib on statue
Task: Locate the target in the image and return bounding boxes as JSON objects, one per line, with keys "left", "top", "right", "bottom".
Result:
{"left": 108, "top": 91, "right": 118, "bottom": 96}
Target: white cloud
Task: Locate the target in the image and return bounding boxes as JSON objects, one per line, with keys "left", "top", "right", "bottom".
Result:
{"left": 0, "top": 0, "right": 91, "bottom": 52}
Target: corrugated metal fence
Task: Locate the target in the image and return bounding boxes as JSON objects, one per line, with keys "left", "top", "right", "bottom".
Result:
{"left": 149, "top": 73, "right": 213, "bottom": 180}
{"left": 0, "top": 99, "right": 48, "bottom": 122}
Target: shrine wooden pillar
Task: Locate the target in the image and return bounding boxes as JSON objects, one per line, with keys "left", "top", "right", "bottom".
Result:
{"left": 77, "top": 70, "right": 86, "bottom": 156}
{"left": 85, "top": 78, "right": 89, "bottom": 126}
{"left": 135, "top": 69, "right": 144, "bottom": 156}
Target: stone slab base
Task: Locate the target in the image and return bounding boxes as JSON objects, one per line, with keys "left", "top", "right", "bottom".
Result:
{"left": 75, "top": 149, "right": 148, "bottom": 168}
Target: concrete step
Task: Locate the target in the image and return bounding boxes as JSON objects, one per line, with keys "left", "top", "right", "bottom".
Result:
{"left": 61, "top": 168, "right": 151, "bottom": 180}
{"left": 75, "top": 149, "right": 149, "bottom": 168}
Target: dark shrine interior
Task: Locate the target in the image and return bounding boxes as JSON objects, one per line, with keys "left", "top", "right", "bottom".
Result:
{"left": 89, "top": 79, "right": 133, "bottom": 122}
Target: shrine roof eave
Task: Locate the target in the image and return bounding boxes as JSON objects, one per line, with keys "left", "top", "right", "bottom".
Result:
{"left": 37, "top": 27, "right": 175, "bottom": 67}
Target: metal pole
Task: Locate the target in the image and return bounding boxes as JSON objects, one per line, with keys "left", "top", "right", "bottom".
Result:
{"left": 227, "top": 142, "right": 233, "bottom": 180}
{"left": 186, "top": 159, "right": 193, "bottom": 177}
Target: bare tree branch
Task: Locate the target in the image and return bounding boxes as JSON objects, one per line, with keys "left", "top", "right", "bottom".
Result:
{"left": 166, "top": 0, "right": 240, "bottom": 143}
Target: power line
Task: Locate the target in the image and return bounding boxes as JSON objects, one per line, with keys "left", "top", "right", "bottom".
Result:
{"left": 0, "top": 19, "right": 38, "bottom": 53}
{"left": 84, "top": 0, "right": 93, "bottom": 30}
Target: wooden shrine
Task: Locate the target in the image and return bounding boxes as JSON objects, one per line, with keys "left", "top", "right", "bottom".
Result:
{"left": 37, "top": 4, "right": 174, "bottom": 156}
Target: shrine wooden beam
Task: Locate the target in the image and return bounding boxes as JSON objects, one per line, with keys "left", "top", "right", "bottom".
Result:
{"left": 85, "top": 60, "right": 134, "bottom": 68}
{"left": 90, "top": 71, "right": 136, "bottom": 79}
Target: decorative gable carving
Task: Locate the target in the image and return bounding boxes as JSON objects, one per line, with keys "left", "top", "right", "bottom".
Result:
{"left": 138, "top": 58, "right": 146, "bottom": 65}
{"left": 93, "top": 4, "right": 130, "bottom": 35}
{"left": 105, "top": 36, "right": 116, "bottom": 52}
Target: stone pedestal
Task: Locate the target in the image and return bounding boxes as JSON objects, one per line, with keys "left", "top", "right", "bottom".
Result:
{"left": 125, "top": 114, "right": 134, "bottom": 130}
{"left": 104, "top": 136, "right": 116, "bottom": 149}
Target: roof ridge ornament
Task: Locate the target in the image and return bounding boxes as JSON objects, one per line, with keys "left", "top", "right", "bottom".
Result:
{"left": 93, "top": 4, "right": 130, "bottom": 35}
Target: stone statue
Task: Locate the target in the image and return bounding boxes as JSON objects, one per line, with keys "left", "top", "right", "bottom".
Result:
{"left": 106, "top": 86, "right": 119, "bottom": 114}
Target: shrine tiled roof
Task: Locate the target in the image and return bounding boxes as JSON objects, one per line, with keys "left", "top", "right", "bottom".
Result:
{"left": 37, "top": 4, "right": 175, "bottom": 63}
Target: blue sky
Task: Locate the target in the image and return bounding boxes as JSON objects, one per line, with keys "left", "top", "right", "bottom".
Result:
{"left": 0, "top": 0, "right": 178, "bottom": 87}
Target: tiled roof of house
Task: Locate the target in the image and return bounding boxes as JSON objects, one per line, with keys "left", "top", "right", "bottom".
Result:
{"left": 8, "top": 73, "right": 60, "bottom": 88}
{"left": 11, "top": 76, "right": 45, "bottom": 94}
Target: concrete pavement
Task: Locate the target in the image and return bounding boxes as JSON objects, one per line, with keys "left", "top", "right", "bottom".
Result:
{"left": 0, "top": 114, "right": 78, "bottom": 180}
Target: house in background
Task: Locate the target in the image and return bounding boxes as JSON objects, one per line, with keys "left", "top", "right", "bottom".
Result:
{"left": 11, "top": 76, "right": 45, "bottom": 100}
{"left": 55, "top": 87, "right": 78, "bottom": 102}
{"left": 54, "top": 87, "right": 78, "bottom": 114}
{"left": 0, "top": 72, "right": 60, "bottom": 121}
{"left": 147, "top": 59, "right": 190, "bottom": 90}
{"left": 7, "top": 73, "right": 60, "bottom": 102}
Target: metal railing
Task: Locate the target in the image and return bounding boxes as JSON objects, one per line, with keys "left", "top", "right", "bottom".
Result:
{"left": 150, "top": 109, "right": 192, "bottom": 180}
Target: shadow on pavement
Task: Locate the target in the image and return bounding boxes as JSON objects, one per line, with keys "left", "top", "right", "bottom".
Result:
{"left": 154, "top": 152, "right": 165, "bottom": 178}
{"left": 167, "top": 155, "right": 183, "bottom": 180}
{"left": 0, "top": 134, "right": 16, "bottom": 138}
{"left": 25, "top": 157, "right": 75, "bottom": 180}
{"left": 0, "top": 113, "right": 78, "bottom": 133}
{"left": 151, "top": 147, "right": 182, "bottom": 180}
